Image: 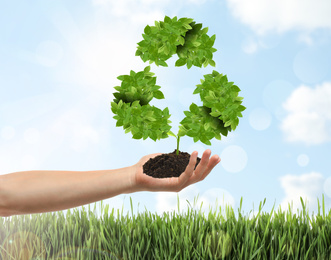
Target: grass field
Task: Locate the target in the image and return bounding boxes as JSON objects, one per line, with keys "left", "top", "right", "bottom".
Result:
{"left": 1, "top": 195, "right": 330, "bottom": 259}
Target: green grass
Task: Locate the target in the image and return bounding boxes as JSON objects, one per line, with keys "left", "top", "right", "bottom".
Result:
{"left": 0, "top": 195, "right": 330, "bottom": 259}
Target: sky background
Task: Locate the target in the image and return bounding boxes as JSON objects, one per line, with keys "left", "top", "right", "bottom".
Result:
{"left": 1, "top": 0, "right": 331, "bottom": 221}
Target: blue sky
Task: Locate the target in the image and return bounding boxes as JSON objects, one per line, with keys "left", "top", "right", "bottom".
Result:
{"left": 1, "top": 0, "right": 331, "bottom": 220}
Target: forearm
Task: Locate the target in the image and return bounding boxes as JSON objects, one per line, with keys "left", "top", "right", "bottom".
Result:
{"left": 1, "top": 166, "right": 136, "bottom": 217}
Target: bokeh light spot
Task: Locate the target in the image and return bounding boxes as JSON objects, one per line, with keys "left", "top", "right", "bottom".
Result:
{"left": 221, "top": 145, "right": 248, "bottom": 173}
{"left": 1, "top": 231, "right": 46, "bottom": 259}
{"left": 1, "top": 126, "right": 15, "bottom": 140}
{"left": 297, "top": 154, "right": 309, "bottom": 167}
{"left": 24, "top": 127, "right": 40, "bottom": 144}
{"left": 249, "top": 107, "right": 272, "bottom": 130}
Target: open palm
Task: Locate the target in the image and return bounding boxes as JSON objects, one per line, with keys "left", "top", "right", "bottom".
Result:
{"left": 132, "top": 150, "right": 221, "bottom": 192}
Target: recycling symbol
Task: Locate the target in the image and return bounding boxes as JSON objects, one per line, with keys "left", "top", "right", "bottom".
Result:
{"left": 110, "top": 16, "right": 245, "bottom": 149}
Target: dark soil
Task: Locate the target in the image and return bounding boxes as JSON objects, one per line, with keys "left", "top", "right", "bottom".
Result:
{"left": 143, "top": 149, "right": 201, "bottom": 178}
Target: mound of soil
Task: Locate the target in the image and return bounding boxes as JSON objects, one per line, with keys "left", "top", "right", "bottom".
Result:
{"left": 143, "top": 149, "right": 201, "bottom": 178}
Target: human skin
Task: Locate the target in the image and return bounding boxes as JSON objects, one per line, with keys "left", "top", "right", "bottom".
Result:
{"left": 0, "top": 149, "right": 220, "bottom": 217}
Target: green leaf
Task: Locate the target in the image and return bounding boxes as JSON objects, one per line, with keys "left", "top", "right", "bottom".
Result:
{"left": 116, "top": 120, "right": 123, "bottom": 127}
{"left": 215, "top": 134, "right": 222, "bottom": 140}
{"left": 158, "top": 60, "right": 168, "bottom": 67}
{"left": 189, "top": 103, "right": 199, "bottom": 114}
{"left": 187, "top": 59, "right": 193, "bottom": 69}
{"left": 224, "top": 120, "right": 231, "bottom": 127}
{"left": 132, "top": 132, "right": 143, "bottom": 139}
{"left": 117, "top": 75, "right": 125, "bottom": 81}
{"left": 211, "top": 70, "right": 219, "bottom": 77}
{"left": 146, "top": 117, "right": 156, "bottom": 122}
{"left": 153, "top": 90, "right": 165, "bottom": 99}
{"left": 163, "top": 107, "right": 169, "bottom": 114}
{"left": 118, "top": 100, "right": 123, "bottom": 109}
{"left": 210, "top": 111, "right": 221, "bottom": 117}
{"left": 192, "top": 41, "right": 201, "bottom": 47}
{"left": 178, "top": 36, "right": 185, "bottom": 46}
{"left": 168, "top": 131, "right": 177, "bottom": 138}
{"left": 209, "top": 59, "right": 216, "bottom": 67}
{"left": 183, "top": 23, "right": 192, "bottom": 30}
{"left": 144, "top": 25, "right": 151, "bottom": 34}
{"left": 193, "top": 87, "right": 200, "bottom": 95}
{"left": 239, "top": 105, "right": 246, "bottom": 111}
{"left": 111, "top": 102, "right": 118, "bottom": 112}
{"left": 201, "top": 138, "right": 211, "bottom": 146}
{"left": 164, "top": 16, "right": 171, "bottom": 23}
{"left": 175, "top": 58, "right": 187, "bottom": 67}
{"left": 144, "top": 66, "right": 151, "bottom": 73}
{"left": 142, "top": 131, "right": 149, "bottom": 140}
{"left": 125, "top": 126, "right": 133, "bottom": 134}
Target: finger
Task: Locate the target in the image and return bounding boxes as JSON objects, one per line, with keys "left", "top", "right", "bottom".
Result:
{"left": 193, "top": 149, "right": 211, "bottom": 181}
{"left": 199, "top": 155, "right": 221, "bottom": 181}
{"left": 177, "top": 151, "right": 198, "bottom": 189}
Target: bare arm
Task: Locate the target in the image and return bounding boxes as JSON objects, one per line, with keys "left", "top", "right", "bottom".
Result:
{"left": 0, "top": 150, "right": 220, "bottom": 217}
{"left": 0, "top": 166, "right": 136, "bottom": 217}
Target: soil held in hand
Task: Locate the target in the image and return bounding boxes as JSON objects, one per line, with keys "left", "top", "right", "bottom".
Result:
{"left": 143, "top": 150, "right": 201, "bottom": 178}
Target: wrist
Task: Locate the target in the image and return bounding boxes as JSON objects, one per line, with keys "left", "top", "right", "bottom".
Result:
{"left": 124, "top": 164, "right": 140, "bottom": 194}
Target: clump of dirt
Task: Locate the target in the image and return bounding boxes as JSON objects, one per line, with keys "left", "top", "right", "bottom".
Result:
{"left": 143, "top": 149, "right": 201, "bottom": 178}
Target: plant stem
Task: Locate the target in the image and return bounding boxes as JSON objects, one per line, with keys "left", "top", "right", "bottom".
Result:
{"left": 176, "top": 136, "right": 180, "bottom": 155}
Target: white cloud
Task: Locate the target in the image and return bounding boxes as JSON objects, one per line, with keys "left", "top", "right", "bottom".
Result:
{"left": 50, "top": 5, "right": 146, "bottom": 96}
{"left": 226, "top": 0, "right": 331, "bottom": 34}
{"left": 91, "top": 0, "right": 209, "bottom": 26}
{"left": 155, "top": 186, "right": 235, "bottom": 217}
{"left": 279, "top": 172, "right": 329, "bottom": 214}
{"left": 281, "top": 82, "right": 331, "bottom": 145}
{"left": 198, "top": 188, "right": 235, "bottom": 215}
{"left": 92, "top": 0, "right": 168, "bottom": 25}
{"left": 155, "top": 185, "right": 200, "bottom": 216}
{"left": 0, "top": 92, "right": 109, "bottom": 175}
{"left": 242, "top": 37, "right": 258, "bottom": 54}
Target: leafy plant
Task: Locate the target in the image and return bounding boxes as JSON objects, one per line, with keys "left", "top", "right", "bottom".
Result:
{"left": 135, "top": 16, "right": 217, "bottom": 68}
{"left": 111, "top": 66, "right": 172, "bottom": 141}
{"left": 111, "top": 16, "right": 246, "bottom": 155}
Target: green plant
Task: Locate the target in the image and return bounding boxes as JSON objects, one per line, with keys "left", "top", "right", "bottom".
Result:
{"left": 2, "top": 195, "right": 331, "bottom": 259}
{"left": 111, "top": 16, "right": 246, "bottom": 155}
{"left": 135, "top": 16, "right": 217, "bottom": 68}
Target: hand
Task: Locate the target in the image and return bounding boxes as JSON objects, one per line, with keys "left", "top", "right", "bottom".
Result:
{"left": 131, "top": 149, "right": 221, "bottom": 192}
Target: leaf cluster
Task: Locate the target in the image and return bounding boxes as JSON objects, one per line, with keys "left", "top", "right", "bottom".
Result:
{"left": 176, "top": 22, "right": 217, "bottom": 68}
{"left": 179, "top": 71, "right": 246, "bottom": 145}
{"left": 179, "top": 104, "right": 229, "bottom": 145}
{"left": 111, "top": 66, "right": 171, "bottom": 141}
{"left": 136, "top": 16, "right": 217, "bottom": 68}
{"left": 194, "top": 70, "right": 246, "bottom": 131}
{"left": 113, "top": 66, "right": 164, "bottom": 106}
{"left": 112, "top": 15, "right": 245, "bottom": 147}
{"left": 111, "top": 100, "right": 171, "bottom": 141}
